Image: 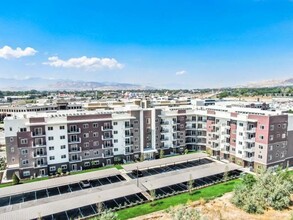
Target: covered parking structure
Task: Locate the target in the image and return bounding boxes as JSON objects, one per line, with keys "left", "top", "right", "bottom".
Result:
{"left": 122, "top": 152, "right": 208, "bottom": 172}
{"left": 0, "top": 184, "right": 146, "bottom": 220}
{"left": 142, "top": 163, "right": 242, "bottom": 198}
{"left": 0, "top": 168, "right": 124, "bottom": 208}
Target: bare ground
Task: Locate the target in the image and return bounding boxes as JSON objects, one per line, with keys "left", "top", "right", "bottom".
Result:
{"left": 131, "top": 193, "right": 293, "bottom": 220}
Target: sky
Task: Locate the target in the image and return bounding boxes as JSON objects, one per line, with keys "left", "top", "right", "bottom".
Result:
{"left": 0, "top": 0, "right": 293, "bottom": 89}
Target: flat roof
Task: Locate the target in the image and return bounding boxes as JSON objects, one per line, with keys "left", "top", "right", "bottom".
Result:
{"left": 0, "top": 168, "right": 120, "bottom": 197}
{"left": 142, "top": 162, "right": 241, "bottom": 190}
{"left": 0, "top": 184, "right": 142, "bottom": 220}
{"left": 122, "top": 153, "right": 208, "bottom": 172}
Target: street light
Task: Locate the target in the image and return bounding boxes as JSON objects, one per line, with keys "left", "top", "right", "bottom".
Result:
{"left": 136, "top": 166, "right": 139, "bottom": 187}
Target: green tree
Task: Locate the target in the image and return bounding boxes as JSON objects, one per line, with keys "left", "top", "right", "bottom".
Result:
{"left": 187, "top": 174, "right": 194, "bottom": 195}
{"left": 57, "top": 167, "right": 62, "bottom": 174}
{"left": 159, "top": 149, "right": 164, "bottom": 159}
{"left": 12, "top": 173, "right": 20, "bottom": 185}
{"left": 222, "top": 165, "right": 229, "bottom": 182}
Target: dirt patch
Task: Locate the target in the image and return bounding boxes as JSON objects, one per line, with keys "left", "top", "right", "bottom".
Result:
{"left": 131, "top": 193, "right": 293, "bottom": 220}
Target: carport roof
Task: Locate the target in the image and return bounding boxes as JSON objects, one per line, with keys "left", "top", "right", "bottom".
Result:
{"left": 122, "top": 153, "right": 208, "bottom": 172}
{"left": 0, "top": 168, "right": 120, "bottom": 197}
{"left": 0, "top": 184, "right": 142, "bottom": 220}
{"left": 142, "top": 162, "right": 241, "bottom": 190}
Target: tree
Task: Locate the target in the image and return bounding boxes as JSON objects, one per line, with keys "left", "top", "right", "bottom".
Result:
{"left": 12, "top": 173, "right": 20, "bottom": 185}
{"left": 187, "top": 174, "right": 194, "bottom": 195}
{"left": 184, "top": 148, "right": 189, "bottom": 154}
{"left": 0, "top": 157, "right": 6, "bottom": 170}
{"left": 140, "top": 153, "right": 144, "bottom": 162}
{"left": 149, "top": 189, "right": 156, "bottom": 206}
{"left": 57, "top": 167, "right": 63, "bottom": 174}
{"left": 159, "top": 149, "right": 164, "bottom": 159}
{"left": 91, "top": 210, "right": 118, "bottom": 220}
{"left": 222, "top": 165, "right": 229, "bottom": 182}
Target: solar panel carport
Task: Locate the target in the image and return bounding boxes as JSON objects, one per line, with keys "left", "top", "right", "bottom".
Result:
{"left": 0, "top": 184, "right": 142, "bottom": 220}
{"left": 142, "top": 162, "right": 241, "bottom": 190}
{"left": 122, "top": 152, "right": 208, "bottom": 172}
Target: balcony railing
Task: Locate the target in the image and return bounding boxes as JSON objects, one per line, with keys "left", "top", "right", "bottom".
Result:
{"left": 245, "top": 127, "right": 256, "bottom": 133}
{"left": 68, "top": 128, "right": 81, "bottom": 134}
{"left": 32, "top": 131, "right": 46, "bottom": 137}
{"left": 102, "top": 143, "right": 113, "bottom": 148}
{"left": 68, "top": 137, "right": 81, "bottom": 144}
{"left": 32, "top": 141, "right": 46, "bottom": 148}
{"left": 242, "top": 155, "right": 254, "bottom": 162}
{"left": 32, "top": 152, "right": 47, "bottom": 158}
{"left": 102, "top": 135, "right": 113, "bottom": 140}
{"left": 244, "top": 137, "right": 255, "bottom": 143}
{"left": 160, "top": 137, "right": 169, "bottom": 141}
{"left": 161, "top": 129, "right": 169, "bottom": 133}
{"left": 69, "top": 156, "right": 82, "bottom": 163}
{"left": 125, "top": 133, "right": 134, "bottom": 137}
{"left": 102, "top": 126, "right": 113, "bottom": 131}
{"left": 103, "top": 152, "right": 113, "bottom": 158}
{"left": 33, "top": 162, "right": 47, "bottom": 168}
{"left": 69, "top": 147, "right": 82, "bottom": 153}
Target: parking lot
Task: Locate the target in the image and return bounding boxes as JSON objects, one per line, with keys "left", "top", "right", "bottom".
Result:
{"left": 0, "top": 174, "right": 125, "bottom": 207}
{"left": 152, "top": 170, "right": 242, "bottom": 198}
{"left": 127, "top": 158, "right": 213, "bottom": 179}
{"left": 36, "top": 192, "right": 147, "bottom": 220}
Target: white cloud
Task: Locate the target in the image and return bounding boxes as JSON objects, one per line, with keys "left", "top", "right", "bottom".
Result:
{"left": 0, "top": 46, "right": 37, "bottom": 59}
{"left": 175, "top": 70, "right": 186, "bottom": 75}
{"left": 43, "top": 56, "right": 124, "bottom": 70}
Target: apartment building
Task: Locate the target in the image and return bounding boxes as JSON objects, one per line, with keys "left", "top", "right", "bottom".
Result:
{"left": 4, "top": 104, "right": 293, "bottom": 179}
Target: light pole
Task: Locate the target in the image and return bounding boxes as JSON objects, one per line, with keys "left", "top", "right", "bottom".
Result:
{"left": 136, "top": 166, "right": 139, "bottom": 187}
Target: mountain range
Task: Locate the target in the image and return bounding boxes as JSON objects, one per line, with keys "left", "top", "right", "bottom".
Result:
{"left": 243, "top": 78, "right": 293, "bottom": 88}
{"left": 0, "top": 77, "right": 154, "bottom": 91}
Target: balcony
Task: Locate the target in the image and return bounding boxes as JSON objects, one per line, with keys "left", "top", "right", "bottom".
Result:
{"left": 102, "top": 135, "right": 113, "bottom": 140}
{"left": 125, "top": 124, "right": 133, "bottom": 129}
{"left": 69, "top": 147, "right": 82, "bottom": 153}
{"left": 32, "top": 131, "right": 46, "bottom": 137}
{"left": 34, "top": 161, "right": 47, "bottom": 168}
{"left": 242, "top": 155, "right": 254, "bottom": 162}
{"left": 125, "top": 132, "right": 134, "bottom": 137}
{"left": 68, "top": 138, "right": 81, "bottom": 144}
{"left": 186, "top": 139, "right": 197, "bottom": 144}
{"left": 102, "top": 126, "right": 113, "bottom": 131}
{"left": 32, "top": 152, "right": 47, "bottom": 158}
{"left": 186, "top": 132, "right": 196, "bottom": 137}
{"left": 245, "top": 137, "right": 255, "bottom": 143}
{"left": 125, "top": 141, "right": 134, "bottom": 146}
{"left": 211, "top": 145, "right": 220, "bottom": 151}
{"left": 243, "top": 145, "right": 255, "bottom": 152}
{"left": 185, "top": 126, "right": 196, "bottom": 130}
{"left": 32, "top": 141, "right": 46, "bottom": 148}
{"left": 161, "top": 129, "right": 169, "bottom": 133}
{"left": 160, "top": 121, "right": 169, "bottom": 125}
{"left": 103, "top": 152, "right": 113, "bottom": 158}
{"left": 68, "top": 128, "right": 81, "bottom": 134}
{"left": 245, "top": 127, "right": 256, "bottom": 133}
{"left": 160, "top": 136, "right": 169, "bottom": 141}
{"left": 69, "top": 156, "right": 82, "bottom": 163}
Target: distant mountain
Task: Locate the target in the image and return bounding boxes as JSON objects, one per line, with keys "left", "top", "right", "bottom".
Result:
{"left": 0, "top": 77, "right": 154, "bottom": 91}
{"left": 242, "top": 78, "right": 293, "bottom": 88}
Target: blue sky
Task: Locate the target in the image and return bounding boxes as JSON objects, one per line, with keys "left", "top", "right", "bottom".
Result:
{"left": 0, "top": 0, "right": 293, "bottom": 89}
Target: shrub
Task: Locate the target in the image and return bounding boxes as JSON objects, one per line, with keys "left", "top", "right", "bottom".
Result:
{"left": 12, "top": 173, "right": 20, "bottom": 185}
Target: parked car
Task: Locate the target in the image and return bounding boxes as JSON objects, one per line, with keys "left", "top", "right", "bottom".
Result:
{"left": 80, "top": 180, "right": 91, "bottom": 188}
{"left": 132, "top": 169, "right": 143, "bottom": 177}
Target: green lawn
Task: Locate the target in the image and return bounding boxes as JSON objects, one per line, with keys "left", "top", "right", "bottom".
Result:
{"left": 116, "top": 179, "right": 240, "bottom": 220}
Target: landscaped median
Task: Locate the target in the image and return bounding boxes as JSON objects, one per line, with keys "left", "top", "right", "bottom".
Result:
{"left": 115, "top": 179, "right": 241, "bottom": 220}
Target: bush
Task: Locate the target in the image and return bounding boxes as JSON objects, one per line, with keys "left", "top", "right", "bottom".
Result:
{"left": 168, "top": 205, "right": 203, "bottom": 220}
{"left": 57, "top": 167, "right": 62, "bottom": 174}
{"left": 231, "top": 168, "right": 293, "bottom": 214}
{"left": 12, "top": 173, "right": 20, "bottom": 185}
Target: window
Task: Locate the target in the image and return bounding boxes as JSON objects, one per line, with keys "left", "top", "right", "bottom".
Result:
{"left": 84, "top": 162, "right": 90, "bottom": 167}
{"left": 114, "top": 131, "right": 118, "bottom": 134}
{"left": 48, "top": 136, "right": 54, "bottom": 141}
{"left": 269, "top": 155, "right": 272, "bottom": 161}
{"left": 48, "top": 127, "right": 53, "bottom": 131}
{"left": 49, "top": 156, "right": 55, "bottom": 160}
{"left": 61, "top": 165, "right": 67, "bottom": 170}
{"left": 282, "top": 133, "right": 286, "bottom": 138}
{"left": 239, "top": 132, "right": 243, "bottom": 136}
{"left": 276, "top": 152, "right": 279, "bottom": 157}
{"left": 113, "top": 122, "right": 118, "bottom": 126}
{"left": 93, "top": 141, "right": 99, "bottom": 146}
{"left": 259, "top": 135, "right": 264, "bottom": 140}
{"left": 259, "top": 145, "right": 263, "bottom": 149}
{"left": 114, "top": 148, "right": 118, "bottom": 152}
{"left": 239, "top": 123, "right": 243, "bottom": 127}
{"left": 238, "top": 141, "right": 243, "bottom": 145}
{"left": 23, "top": 171, "right": 30, "bottom": 177}
{"left": 20, "top": 128, "right": 27, "bottom": 132}
{"left": 84, "top": 142, "right": 89, "bottom": 148}
{"left": 92, "top": 160, "right": 99, "bottom": 165}
{"left": 238, "top": 150, "right": 242, "bottom": 154}
{"left": 49, "top": 146, "right": 54, "bottom": 151}
{"left": 278, "top": 124, "right": 281, "bottom": 128}
{"left": 61, "top": 155, "right": 66, "bottom": 159}
{"left": 10, "top": 137, "right": 14, "bottom": 142}
{"left": 21, "top": 139, "right": 28, "bottom": 144}
{"left": 260, "top": 125, "right": 265, "bottom": 130}
{"left": 60, "top": 135, "right": 65, "bottom": 140}
{"left": 270, "top": 135, "right": 274, "bottom": 141}
{"left": 22, "top": 159, "right": 29, "bottom": 165}
{"left": 60, "top": 126, "right": 65, "bottom": 130}
{"left": 9, "top": 127, "right": 12, "bottom": 131}
{"left": 11, "top": 147, "right": 14, "bottom": 153}
{"left": 269, "top": 145, "right": 273, "bottom": 151}
{"left": 114, "top": 139, "right": 118, "bottom": 143}
{"left": 93, "top": 123, "right": 98, "bottom": 128}
{"left": 146, "top": 118, "right": 150, "bottom": 124}
{"left": 21, "top": 149, "right": 28, "bottom": 155}
{"left": 94, "top": 150, "right": 98, "bottom": 155}
{"left": 93, "top": 132, "right": 98, "bottom": 137}
{"left": 50, "top": 166, "right": 56, "bottom": 172}
{"left": 276, "top": 134, "right": 280, "bottom": 138}
{"left": 282, "top": 123, "right": 287, "bottom": 129}
{"left": 61, "top": 145, "right": 66, "bottom": 149}
{"left": 83, "top": 124, "right": 89, "bottom": 129}
{"left": 270, "top": 125, "right": 274, "bottom": 131}
{"left": 83, "top": 133, "right": 89, "bottom": 138}
{"left": 258, "top": 155, "right": 262, "bottom": 159}
{"left": 84, "top": 151, "right": 90, "bottom": 157}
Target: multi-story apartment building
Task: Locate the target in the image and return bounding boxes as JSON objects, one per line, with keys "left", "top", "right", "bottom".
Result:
{"left": 4, "top": 104, "right": 293, "bottom": 179}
